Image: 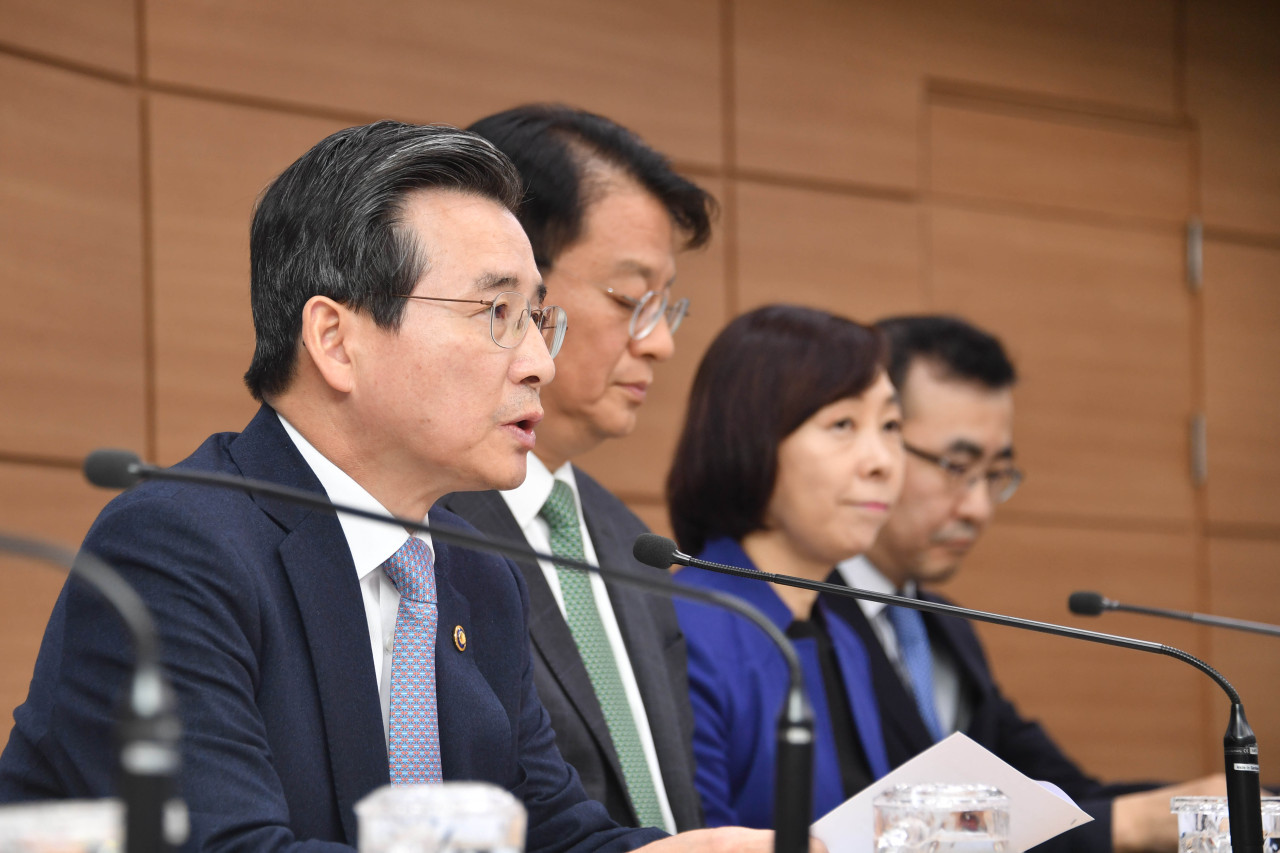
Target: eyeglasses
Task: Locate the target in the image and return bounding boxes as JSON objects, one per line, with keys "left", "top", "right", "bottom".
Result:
{"left": 396, "top": 291, "right": 567, "bottom": 358}
{"left": 598, "top": 286, "right": 690, "bottom": 340}
{"left": 903, "top": 442, "right": 1024, "bottom": 505}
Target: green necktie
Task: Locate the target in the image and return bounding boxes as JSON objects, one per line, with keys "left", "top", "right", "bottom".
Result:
{"left": 539, "top": 479, "right": 665, "bottom": 829}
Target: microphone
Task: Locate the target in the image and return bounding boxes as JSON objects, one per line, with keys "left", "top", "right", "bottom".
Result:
{"left": 635, "top": 533, "right": 1266, "bottom": 853}
{"left": 85, "top": 449, "right": 815, "bottom": 853}
{"left": 0, "top": 532, "right": 182, "bottom": 853}
{"left": 1069, "top": 590, "right": 1280, "bottom": 638}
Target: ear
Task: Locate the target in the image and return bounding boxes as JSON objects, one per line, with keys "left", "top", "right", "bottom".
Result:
{"left": 298, "top": 295, "right": 356, "bottom": 394}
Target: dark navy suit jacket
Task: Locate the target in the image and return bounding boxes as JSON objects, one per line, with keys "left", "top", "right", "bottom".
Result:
{"left": 441, "top": 472, "right": 701, "bottom": 831}
{"left": 824, "top": 584, "right": 1157, "bottom": 853}
{"left": 0, "top": 407, "right": 662, "bottom": 853}
{"left": 672, "top": 539, "right": 890, "bottom": 829}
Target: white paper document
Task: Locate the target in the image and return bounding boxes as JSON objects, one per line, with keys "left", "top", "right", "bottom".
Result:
{"left": 811, "top": 732, "right": 1092, "bottom": 853}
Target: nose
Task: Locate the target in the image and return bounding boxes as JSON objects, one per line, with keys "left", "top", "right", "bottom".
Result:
{"left": 631, "top": 312, "right": 676, "bottom": 361}
{"left": 956, "top": 475, "right": 996, "bottom": 526}
{"left": 513, "top": 322, "right": 556, "bottom": 387}
{"left": 857, "top": 428, "right": 901, "bottom": 481}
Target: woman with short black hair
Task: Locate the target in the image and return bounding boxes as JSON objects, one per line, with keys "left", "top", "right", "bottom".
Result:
{"left": 668, "top": 304, "right": 905, "bottom": 828}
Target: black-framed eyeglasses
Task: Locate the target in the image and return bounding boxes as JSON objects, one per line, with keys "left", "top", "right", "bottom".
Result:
{"left": 903, "top": 442, "right": 1024, "bottom": 505}
{"left": 396, "top": 291, "right": 567, "bottom": 358}
{"left": 598, "top": 286, "right": 690, "bottom": 341}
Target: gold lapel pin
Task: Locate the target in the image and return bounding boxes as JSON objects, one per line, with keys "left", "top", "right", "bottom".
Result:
{"left": 453, "top": 625, "right": 467, "bottom": 652}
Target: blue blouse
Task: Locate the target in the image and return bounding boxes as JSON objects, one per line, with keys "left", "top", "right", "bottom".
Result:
{"left": 672, "top": 537, "right": 889, "bottom": 828}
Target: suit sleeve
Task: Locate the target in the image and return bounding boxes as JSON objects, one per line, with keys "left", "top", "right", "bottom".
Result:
{"left": 675, "top": 602, "right": 741, "bottom": 828}
{"left": 4, "top": 494, "right": 354, "bottom": 852}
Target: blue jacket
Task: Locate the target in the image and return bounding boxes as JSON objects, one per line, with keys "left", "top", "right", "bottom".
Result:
{"left": 672, "top": 538, "right": 889, "bottom": 828}
{"left": 0, "top": 406, "right": 662, "bottom": 853}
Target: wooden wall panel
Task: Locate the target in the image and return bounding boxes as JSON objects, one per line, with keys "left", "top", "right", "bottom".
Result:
{"left": 1202, "top": 241, "right": 1280, "bottom": 527}
{"left": 149, "top": 95, "right": 350, "bottom": 464}
{"left": 0, "top": 55, "right": 146, "bottom": 460}
{"left": 575, "top": 179, "right": 728, "bottom": 500}
{"left": 0, "top": 0, "right": 137, "bottom": 77}
{"left": 1206, "top": 537, "right": 1280, "bottom": 787}
{"left": 736, "top": 182, "right": 924, "bottom": 323}
{"left": 930, "top": 97, "right": 1192, "bottom": 222}
{"left": 943, "top": 522, "right": 1207, "bottom": 780}
{"left": 733, "top": 0, "right": 919, "bottom": 189}
{"left": 144, "top": 0, "right": 722, "bottom": 168}
{"left": 1187, "top": 0, "right": 1280, "bottom": 236}
{"left": 0, "top": 463, "right": 115, "bottom": 725}
{"left": 920, "top": 0, "right": 1179, "bottom": 115}
{"left": 932, "top": 209, "right": 1194, "bottom": 524}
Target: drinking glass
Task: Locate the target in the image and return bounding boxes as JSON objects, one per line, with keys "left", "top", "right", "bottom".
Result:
{"left": 356, "top": 782, "right": 526, "bottom": 853}
{"left": 0, "top": 799, "right": 121, "bottom": 852}
{"left": 875, "top": 783, "right": 1010, "bottom": 853}
{"left": 1171, "top": 796, "right": 1280, "bottom": 852}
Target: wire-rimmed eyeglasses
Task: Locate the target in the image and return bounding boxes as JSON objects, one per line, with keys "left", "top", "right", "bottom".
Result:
{"left": 903, "top": 441, "right": 1024, "bottom": 505}
{"left": 396, "top": 291, "right": 567, "bottom": 358}
{"left": 597, "top": 286, "right": 690, "bottom": 341}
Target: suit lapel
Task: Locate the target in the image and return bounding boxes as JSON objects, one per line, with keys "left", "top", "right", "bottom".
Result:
{"left": 821, "top": 582, "right": 937, "bottom": 761}
{"left": 230, "top": 407, "right": 388, "bottom": 844}
{"left": 439, "top": 489, "right": 626, "bottom": 803}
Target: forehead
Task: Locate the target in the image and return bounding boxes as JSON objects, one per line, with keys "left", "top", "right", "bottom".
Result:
{"left": 566, "top": 176, "right": 677, "bottom": 273}
{"left": 399, "top": 188, "right": 541, "bottom": 299}
{"left": 899, "top": 360, "right": 1014, "bottom": 451}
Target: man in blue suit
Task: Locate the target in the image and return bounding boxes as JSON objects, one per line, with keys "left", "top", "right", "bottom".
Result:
{"left": 0, "top": 121, "right": 794, "bottom": 853}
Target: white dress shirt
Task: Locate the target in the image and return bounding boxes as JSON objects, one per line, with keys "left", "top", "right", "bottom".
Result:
{"left": 279, "top": 414, "right": 426, "bottom": 742}
{"left": 500, "top": 455, "right": 676, "bottom": 833}
{"left": 837, "top": 554, "right": 967, "bottom": 736}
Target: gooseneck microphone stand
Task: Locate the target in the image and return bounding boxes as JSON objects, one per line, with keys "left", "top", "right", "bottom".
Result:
{"left": 1069, "top": 590, "right": 1280, "bottom": 639}
{"left": 0, "top": 532, "right": 181, "bottom": 853}
{"left": 83, "top": 449, "right": 814, "bottom": 853}
{"left": 632, "top": 533, "right": 1266, "bottom": 853}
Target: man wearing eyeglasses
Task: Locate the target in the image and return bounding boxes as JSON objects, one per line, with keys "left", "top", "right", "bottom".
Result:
{"left": 0, "top": 120, "right": 809, "bottom": 853}
{"left": 833, "top": 314, "right": 1222, "bottom": 853}
{"left": 440, "top": 105, "right": 713, "bottom": 834}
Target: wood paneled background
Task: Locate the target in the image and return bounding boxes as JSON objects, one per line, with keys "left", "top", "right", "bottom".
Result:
{"left": 2, "top": 0, "right": 1277, "bottom": 790}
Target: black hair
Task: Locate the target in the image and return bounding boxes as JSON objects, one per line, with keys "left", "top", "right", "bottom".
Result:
{"left": 243, "top": 120, "right": 522, "bottom": 400}
{"left": 667, "top": 305, "right": 886, "bottom": 555}
{"left": 467, "top": 104, "right": 716, "bottom": 270}
{"left": 875, "top": 315, "right": 1017, "bottom": 394}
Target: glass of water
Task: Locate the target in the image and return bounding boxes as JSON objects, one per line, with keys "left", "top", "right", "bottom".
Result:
{"left": 0, "top": 799, "right": 121, "bottom": 852}
{"left": 356, "top": 782, "right": 526, "bottom": 853}
{"left": 1171, "top": 796, "right": 1280, "bottom": 853}
{"left": 875, "top": 783, "right": 1010, "bottom": 853}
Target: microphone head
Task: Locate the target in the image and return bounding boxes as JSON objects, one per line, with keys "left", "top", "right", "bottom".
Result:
{"left": 84, "top": 449, "right": 145, "bottom": 489}
{"left": 1068, "top": 590, "right": 1108, "bottom": 616}
{"left": 633, "top": 533, "right": 679, "bottom": 569}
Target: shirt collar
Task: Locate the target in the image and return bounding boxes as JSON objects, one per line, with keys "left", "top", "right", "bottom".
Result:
{"left": 277, "top": 413, "right": 426, "bottom": 580}
{"left": 836, "top": 554, "right": 918, "bottom": 619}
{"left": 499, "top": 453, "right": 581, "bottom": 526}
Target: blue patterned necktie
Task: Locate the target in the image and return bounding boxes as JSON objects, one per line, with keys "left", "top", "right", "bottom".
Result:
{"left": 382, "top": 536, "right": 443, "bottom": 784}
{"left": 886, "top": 602, "right": 945, "bottom": 742}
{"left": 539, "top": 479, "right": 665, "bottom": 828}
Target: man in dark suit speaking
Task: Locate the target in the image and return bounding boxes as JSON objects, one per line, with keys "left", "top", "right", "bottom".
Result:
{"left": 832, "top": 314, "right": 1222, "bottom": 853}
{"left": 442, "top": 106, "right": 714, "bottom": 833}
{"left": 0, "top": 121, "right": 790, "bottom": 853}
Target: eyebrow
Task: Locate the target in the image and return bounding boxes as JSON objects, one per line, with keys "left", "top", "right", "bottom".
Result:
{"left": 474, "top": 272, "right": 547, "bottom": 305}
{"left": 614, "top": 259, "right": 676, "bottom": 290}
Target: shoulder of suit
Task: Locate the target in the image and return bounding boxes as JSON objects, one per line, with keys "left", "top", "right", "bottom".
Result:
{"left": 570, "top": 466, "right": 644, "bottom": 525}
